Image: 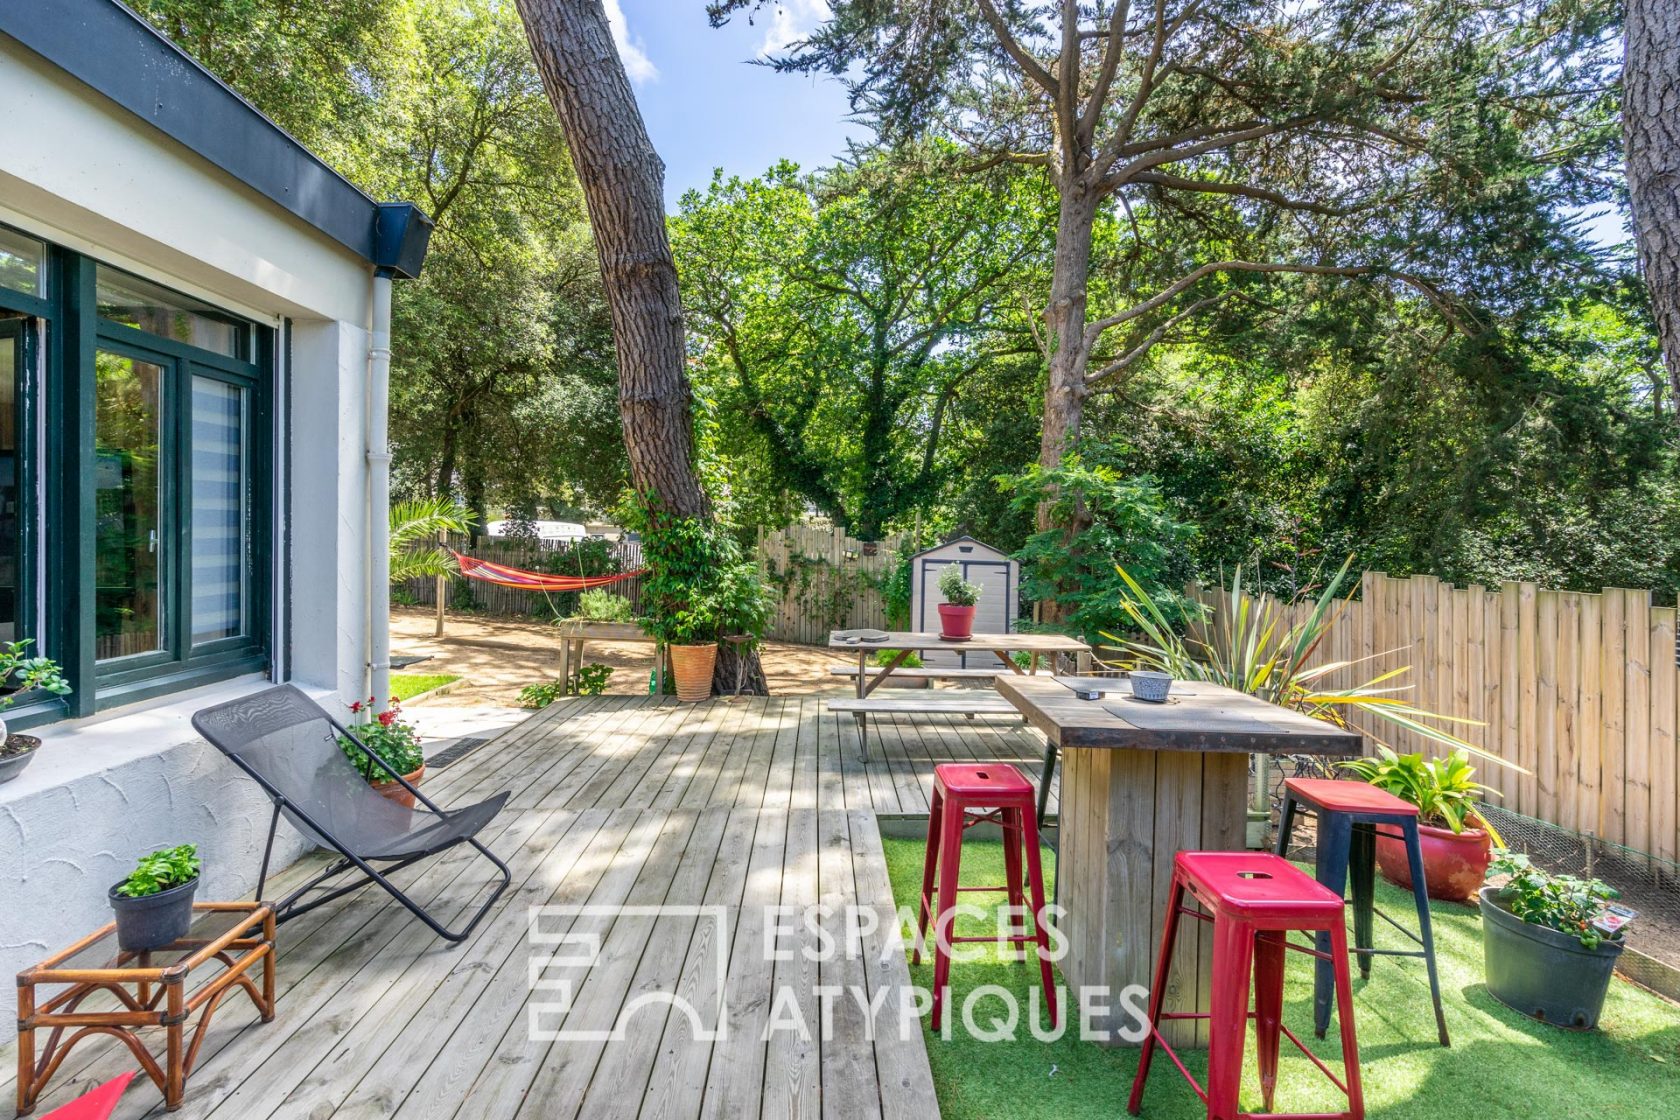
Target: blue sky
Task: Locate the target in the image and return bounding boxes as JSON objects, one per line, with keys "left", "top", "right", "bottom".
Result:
{"left": 609, "top": 1, "right": 862, "bottom": 207}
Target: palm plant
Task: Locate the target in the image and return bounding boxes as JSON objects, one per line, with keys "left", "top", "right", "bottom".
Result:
{"left": 389, "top": 499, "right": 473, "bottom": 585}
{"left": 1103, "top": 556, "right": 1518, "bottom": 768}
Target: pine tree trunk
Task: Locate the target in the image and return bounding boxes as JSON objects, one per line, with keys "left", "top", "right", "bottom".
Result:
{"left": 1626, "top": 0, "right": 1680, "bottom": 407}
{"left": 516, "top": 0, "right": 766, "bottom": 695}
{"left": 515, "top": 0, "right": 707, "bottom": 519}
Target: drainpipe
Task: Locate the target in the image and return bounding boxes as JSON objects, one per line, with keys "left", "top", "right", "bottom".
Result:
{"left": 366, "top": 269, "right": 394, "bottom": 709}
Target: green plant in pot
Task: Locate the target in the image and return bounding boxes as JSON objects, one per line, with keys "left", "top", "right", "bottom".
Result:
{"left": 1338, "top": 748, "right": 1504, "bottom": 901}
{"left": 109, "top": 843, "right": 201, "bottom": 953}
{"left": 0, "top": 640, "right": 73, "bottom": 785}
{"left": 1479, "top": 852, "right": 1626, "bottom": 1029}
{"left": 339, "top": 697, "right": 426, "bottom": 808}
{"left": 936, "top": 565, "right": 981, "bottom": 640}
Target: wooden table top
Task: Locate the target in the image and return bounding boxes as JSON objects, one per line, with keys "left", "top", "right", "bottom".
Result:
{"left": 995, "top": 675, "right": 1362, "bottom": 755}
{"left": 827, "top": 630, "right": 1090, "bottom": 653}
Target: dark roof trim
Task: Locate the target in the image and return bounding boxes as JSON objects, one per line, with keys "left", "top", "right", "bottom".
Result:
{"left": 0, "top": 0, "right": 430, "bottom": 278}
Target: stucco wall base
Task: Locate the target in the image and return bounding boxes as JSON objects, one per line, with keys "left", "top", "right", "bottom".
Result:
{"left": 0, "top": 677, "right": 318, "bottom": 1025}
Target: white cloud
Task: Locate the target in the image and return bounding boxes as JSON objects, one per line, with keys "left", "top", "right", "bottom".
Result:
{"left": 603, "top": 0, "right": 659, "bottom": 84}
{"left": 757, "top": 0, "right": 831, "bottom": 57}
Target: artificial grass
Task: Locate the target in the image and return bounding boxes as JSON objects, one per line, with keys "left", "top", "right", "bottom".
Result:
{"left": 389, "top": 672, "right": 460, "bottom": 701}
{"left": 882, "top": 835, "right": 1680, "bottom": 1119}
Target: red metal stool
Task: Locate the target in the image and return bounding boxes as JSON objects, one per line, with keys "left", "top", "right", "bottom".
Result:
{"left": 1128, "top": 851, "right": 1364, "bottom": 1120}
{"left": 914, "top": 762, "right": 1056, "bottom": 1030}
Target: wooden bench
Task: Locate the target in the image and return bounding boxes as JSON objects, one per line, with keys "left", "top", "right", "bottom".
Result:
{"left": 827, "top": 666, "right": 1055, "bottom": 681}
{"left": 828, "top": 693, "right": 1022, "bottom": 760}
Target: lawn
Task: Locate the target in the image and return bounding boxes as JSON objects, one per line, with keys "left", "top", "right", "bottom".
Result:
{"left": 881, "top": 835, "right": 1680, "bottom": 1119}
{"left": 389, "top": 672, "right": 460, "bottom": 701}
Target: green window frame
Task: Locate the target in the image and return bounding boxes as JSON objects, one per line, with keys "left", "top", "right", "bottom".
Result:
{"left": 0, "top": 225, "right": 275, "bottom": 728}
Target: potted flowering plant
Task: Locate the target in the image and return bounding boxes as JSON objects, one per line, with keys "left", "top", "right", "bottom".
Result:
{"left": 0, "top": 640, "right": 73, "bottom": 785}
{"left": 339, "top": 696, "right": 425, "bottom": 808}
{"left": 109, "top": 843, "right": 201, "bottom": 952}
{"left": 936, "top": 565, "right": 981, "bottom": 640}
{"left": 1338, "top": 748, "right": 1504, "bottom": 901}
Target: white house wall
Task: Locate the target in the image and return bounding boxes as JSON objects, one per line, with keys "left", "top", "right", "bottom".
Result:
{"left": 0, "top": 37, "right": 380, "bottom": 1021}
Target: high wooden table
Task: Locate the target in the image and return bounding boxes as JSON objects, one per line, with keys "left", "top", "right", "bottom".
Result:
{"left": 994, "top": 675, "right": 1360, "bottom": 1046}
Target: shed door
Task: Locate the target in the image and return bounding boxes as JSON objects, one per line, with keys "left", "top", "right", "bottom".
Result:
{"left": 919, "top": 558, "right": 1013, "bottom": 668}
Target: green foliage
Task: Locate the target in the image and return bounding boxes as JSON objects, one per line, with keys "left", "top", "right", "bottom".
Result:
{"left": 1339, "top": 749, "right": 1502, "bottom": 838}
{"left": 338, "top": 697, "right": 424, "bottom": 781}
{"left": 0, "top": 640, "right": 71, "bottom": 712}
{"left": 874, "top": 649, "right": 922, "bottom": 669}
{"left": 936, "top": 564, "right": 981, "bottom": 607}
{"left": 877, "top": 538, "right": 919, "bottom": 630}
{"left": 573, "top": 663, "right": 614, "bottom": 696}
{"left": 389, "top": 499, "right": 472, "bottom": 585}
{"left": 1000, "top": 455, "right": 1195, "bottom": 641}
{"left": 1112, "top": 558, "right": 1506, "bottom": 766}
{"left": 115, "top": 843, "right": 200, "bottom": 898}
{"left": 518, "top": 680, "right": 566, "bottom": 709}
{"left": 573, "top": 590, "right": 634, "bottom": 623}
{"left": 1488, "top": 851, "right": 1621, "bottom": 950}
{"left": 631, "top": 505, "right": 773, "bottom": 646}
{"left": 389, "top": 673, "right": 459, "bottom": 701}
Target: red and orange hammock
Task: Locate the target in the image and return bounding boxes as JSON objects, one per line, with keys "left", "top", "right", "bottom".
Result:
{"left": 451, "top": 551, "right": 645, "bottom": 592}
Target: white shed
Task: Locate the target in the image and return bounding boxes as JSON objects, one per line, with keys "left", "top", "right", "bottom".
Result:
{"left": 908, "top": 536, "right": 1020, "bottom": 668}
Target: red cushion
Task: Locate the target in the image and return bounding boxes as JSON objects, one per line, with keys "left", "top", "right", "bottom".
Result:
{"left": 934, "top": 762, "right": 1033, "bottom": 800}
{"left": 1285, "top": 776, "right": 1418, "bottom": 817}
{"left": 1175, "top": 851, "right": 1344, "bottom": 921}
{"left": 40, "top": 1072, "right": 136, "bottom": 1120}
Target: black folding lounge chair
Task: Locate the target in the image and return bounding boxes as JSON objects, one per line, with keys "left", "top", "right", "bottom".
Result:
{"left": 192, "top": 684, "right": 511, "bottom": 942}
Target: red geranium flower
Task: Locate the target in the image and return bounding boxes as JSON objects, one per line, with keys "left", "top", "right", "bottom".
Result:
{"left": 377, "top": 710, "right": 396, "bottom": 727}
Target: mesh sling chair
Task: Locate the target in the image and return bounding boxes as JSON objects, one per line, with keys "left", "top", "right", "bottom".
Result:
{"left": 192, "top": 684, "right": 511, "bottom": 942}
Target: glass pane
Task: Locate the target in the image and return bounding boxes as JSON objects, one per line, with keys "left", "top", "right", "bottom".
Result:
{"left": 97, "top": 267, "right": 245, "bottom": 359}
{"left": 0, "top": 321, "right": 21, "bottom": 642}
{"left": 0, "top": 226, "right": 45, "bottom": 298}
{"left": 95, "top": 352, "right": 166, "bottom": 660}
{"left": 191, "top": 377, "right": 245, "bottom": 644}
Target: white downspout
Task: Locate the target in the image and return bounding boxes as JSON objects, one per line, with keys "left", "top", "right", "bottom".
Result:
{"left": 366, "top": 270, "right": 394, "bottom": 708}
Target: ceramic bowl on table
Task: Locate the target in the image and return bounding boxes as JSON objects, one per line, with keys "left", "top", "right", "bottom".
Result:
{"left": 1129, "top": 671, "right": 1174, "bottom": 702}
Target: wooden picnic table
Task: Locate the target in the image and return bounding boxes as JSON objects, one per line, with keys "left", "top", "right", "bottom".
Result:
{"left": 994, "top": 674, "right": 1361, "bottom": 1047}
{"left": 825, "top": 630, "right": 1091, "bottom": 697}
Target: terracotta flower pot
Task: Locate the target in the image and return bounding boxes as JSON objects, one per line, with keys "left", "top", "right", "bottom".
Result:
{"left": 669, "top": 642, "right": 718, "bottom": 702}
{"left": 1374, "top": 819, "right": 1492, "bottom": 901}
{"left": 937, "top": 603, "right": 977, "bottom": 640}
{"left": 371, "top": 764, "right": 426, "bottom": 810}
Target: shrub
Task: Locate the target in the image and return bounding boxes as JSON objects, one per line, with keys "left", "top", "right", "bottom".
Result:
{"left": 116, "top": 843, "right": 200, "bottom": 897}
{"left": 574, "top": 663, "right": 614, "bottom": 695}
{"left": 937, "top": 564, "right": 981, "bottom": 607}
{"left": 574, "top": 589, "right": 634, "bottom": 622}
{"left": 519, "top": 680, "right": 565, "bottom": 709}
{"left": 874, "top": 649, "right": 923, "bottom": 668}
{"left": 1488, "top": 851, "right": 1621, "bottom": 949}
{"left": 630, "top": 502, "right": 772, "bottom": 647}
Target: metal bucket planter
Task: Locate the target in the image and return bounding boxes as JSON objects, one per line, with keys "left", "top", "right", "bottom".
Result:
{"left": 1479, "top": 886, "right": 1625, "bottom": 1029}
{"left": 669, "top": 643, "right": 718, "bottom": 702}
{"left": 109, "top": 876, "right": 200, "bottom": 953}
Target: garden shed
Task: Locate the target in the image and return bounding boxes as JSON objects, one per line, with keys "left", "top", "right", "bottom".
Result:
{"left": 908, "top": 536, "right": 1019, "bottom": 668}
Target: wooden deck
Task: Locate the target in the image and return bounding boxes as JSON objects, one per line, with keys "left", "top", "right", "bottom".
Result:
{"left": 6, "top": 695, "right": 1054, "bottom": 1119}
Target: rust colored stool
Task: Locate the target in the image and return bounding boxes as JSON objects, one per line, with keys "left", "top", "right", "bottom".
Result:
{"left": 1128, "top": 851, "right": 1364, "bottom": 1120}
{"left": 914, "top": 762, "right": 1056, "bottom": 1030}
{"left": 1276, "top": 776, "right": 1449, "bottom": 1046}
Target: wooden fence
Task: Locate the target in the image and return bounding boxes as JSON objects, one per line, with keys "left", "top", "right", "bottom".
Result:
{"left": 756, "top": 526, "right": 904, "bottom": 644}
{"left": 1195, "top": 573, "right": 1680, "bottom": 863}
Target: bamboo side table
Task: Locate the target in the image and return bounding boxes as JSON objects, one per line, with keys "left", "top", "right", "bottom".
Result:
{"left": 16, "top": 901, "right": 276, "bottom": 1115}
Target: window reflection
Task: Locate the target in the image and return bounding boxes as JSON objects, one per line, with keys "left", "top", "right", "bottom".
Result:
{"left": 95, "top": 352, "right": 166, "bottom": 660}
{"left": 0, "top": 226, "right": 45, "bottom": 298}
{"left": 97, "top": 267, "right": 245, "bottom": 359}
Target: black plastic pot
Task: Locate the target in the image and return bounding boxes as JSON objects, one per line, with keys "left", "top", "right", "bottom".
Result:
{"left": 1479, "top": 886, "right": 1624, "bottom": 1030}
{"left": 109, "top": 876, "right": 200, "bottom": 953}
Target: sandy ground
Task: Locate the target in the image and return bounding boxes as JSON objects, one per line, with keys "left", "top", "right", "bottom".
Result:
{"left": 390, "top": 606, "right": 844, "bottom": 707}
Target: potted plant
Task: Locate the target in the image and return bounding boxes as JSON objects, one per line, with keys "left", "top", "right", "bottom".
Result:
{"left": 936, "top": 565, "right": 981, "bottom": 640}
{"left": 339, "top": 696, "right": 426, "bottom": 808}
{"left": 636, "top": 511, "right": 770, "bottom": 703}
{"left": 108, "top": 843, "right": 201, "bottom": 952}
{"left": 1338, "top": 748, "right": 1504, "bottom": 901}
{"left": 0, "top": 640, "right": 73, "bottom": 785}
{"left": 1479, "top": 852, "right": 1626, "bottom": 1029}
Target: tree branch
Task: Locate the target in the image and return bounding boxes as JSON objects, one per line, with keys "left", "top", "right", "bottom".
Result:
{"left": 974, "top": 0, "right": 1060, "bottom": 99}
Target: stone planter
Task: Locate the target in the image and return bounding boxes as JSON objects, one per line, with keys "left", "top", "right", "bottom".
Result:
{"left": 1479, "top": 886, "right": 1624, "bottom": 1029}
{"left": 0, "top": 733, "right": 41, "bottom": 785}
{"left": 1375, "top": 819, "right": 1492, "bottom": 901}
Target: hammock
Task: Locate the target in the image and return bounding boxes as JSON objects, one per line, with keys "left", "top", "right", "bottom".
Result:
{"left": 451, "top": 551, "right": 645, "bottom": 592}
